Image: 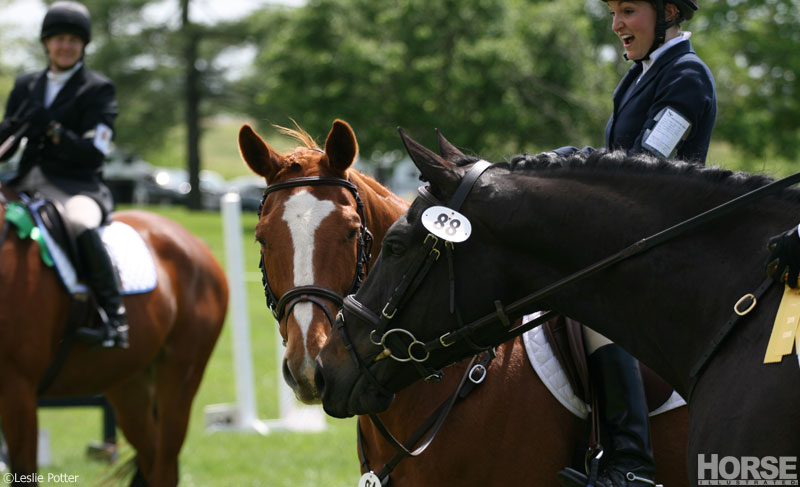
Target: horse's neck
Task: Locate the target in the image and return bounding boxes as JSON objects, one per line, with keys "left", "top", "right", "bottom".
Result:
{"left": 490, "top": 171, "right": 798, "bottom": 394}
{"left": 349, "top": 170, "right": 409, "bottom": 239}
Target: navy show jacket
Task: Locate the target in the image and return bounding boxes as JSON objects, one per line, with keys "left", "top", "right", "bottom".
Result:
{"left": 606, "top": 39, "right": 716, "bottom": 164}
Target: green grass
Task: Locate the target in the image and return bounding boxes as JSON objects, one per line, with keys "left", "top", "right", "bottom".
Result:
{"left": 20, "top": 205, "right": 360, "bottom": 487}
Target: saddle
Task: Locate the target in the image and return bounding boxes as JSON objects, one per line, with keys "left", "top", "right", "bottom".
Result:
{"left": 6, "top": 191, "right": 156, "bottom": 296}
{"left": 542, "top": 315, "right": 675, "bottom": 413}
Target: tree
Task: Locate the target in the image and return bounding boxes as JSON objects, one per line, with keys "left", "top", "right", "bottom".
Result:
{"left": 695, "top": 0, "right": 800, "bottom": 163}
{"left": 239, "top": 0, "right": 613, "bottom": 165}
{"left": 85, "top": 0, "right": 253, "bottom": 208}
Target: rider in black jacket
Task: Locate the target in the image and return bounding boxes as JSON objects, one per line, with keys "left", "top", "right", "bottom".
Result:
{"left": 0, "top": 1, "right": 128, "bottom": 348}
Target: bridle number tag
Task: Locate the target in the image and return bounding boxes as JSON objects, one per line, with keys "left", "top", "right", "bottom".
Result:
{"left": 421, "top": 206, "right": 472, "bottom": 243}
{"left": 358, "top": 471, "right": 381, "bottom": 487}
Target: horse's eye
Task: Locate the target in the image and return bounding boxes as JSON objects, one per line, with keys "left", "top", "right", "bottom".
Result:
{"left": 347, "top": 228, "right": 358, "bottom": 239}
{"left": 385, "top": 241, "right": 405, "bottom": 256}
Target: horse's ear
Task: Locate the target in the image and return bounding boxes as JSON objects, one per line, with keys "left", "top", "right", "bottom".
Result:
{"left": 436, "top": 128, "right": 466, "bottom": 163}
{"left": 239, "top": 124, "right": 283, "bottom": 183}
{"left": 398, "top": 128, "right": 460, "bottom": 196}
{"left": 325, "top": 119, "right": 358, "bottom": 175}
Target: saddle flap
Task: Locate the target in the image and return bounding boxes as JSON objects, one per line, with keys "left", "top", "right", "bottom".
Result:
{"left": 543, "top": 315, "right": 675, "bottom": 413}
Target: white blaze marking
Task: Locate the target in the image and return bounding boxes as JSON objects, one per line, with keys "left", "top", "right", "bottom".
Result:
{"left": 282, "top": 190, "right": 335, "bottom": 361}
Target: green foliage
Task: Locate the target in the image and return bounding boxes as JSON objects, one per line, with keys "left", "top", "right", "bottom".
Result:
{"left": 241, "top": 0, "right": 612, "bottom": 162}
{"left": 693, "top": 0, "right": 800, "bottom": 160}
{"left": 83, "top": 0, "right": 225, "bottom": 155}
{"left": 2, "top": 0, "right": 800, "bottom": 172}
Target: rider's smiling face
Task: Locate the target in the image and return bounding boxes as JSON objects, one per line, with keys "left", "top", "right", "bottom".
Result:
{"left": 44, "top": 33, "right": 84, "bottom": 72}
{"left": 607, "top": 1, "right": 658, "bottom": 61}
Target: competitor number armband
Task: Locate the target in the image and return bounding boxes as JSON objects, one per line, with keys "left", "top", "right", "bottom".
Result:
{"left": 642, "top": 107, "right": 691, "bottom": 160}
{"left": 82, "top": 123, "right": 113, "bottom": 155}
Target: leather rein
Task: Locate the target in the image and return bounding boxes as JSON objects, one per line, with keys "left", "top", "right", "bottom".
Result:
{"left": 340, "top": 161, "right": 800, "bottom": 401}
{"left": 257, "top": 175, "right": 373, "bottom": 331}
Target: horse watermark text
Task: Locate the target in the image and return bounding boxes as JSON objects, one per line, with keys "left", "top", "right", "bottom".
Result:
{"left": 698, "top": 455, "right": 798, "bottom": 485}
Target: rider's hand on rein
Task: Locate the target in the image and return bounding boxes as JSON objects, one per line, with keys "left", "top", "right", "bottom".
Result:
{"left": 767, "top": 224, "right": 800, "bottom": 288}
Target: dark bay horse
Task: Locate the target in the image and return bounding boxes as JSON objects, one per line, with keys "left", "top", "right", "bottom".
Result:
{"left": 315, "top": 129, "right": 800, "bottom": 486}
{"left": 239, "top": 120, "right": 689, "bottom": 486}
{"left": 0, "top": 190, "right": 228, "bottom": 486}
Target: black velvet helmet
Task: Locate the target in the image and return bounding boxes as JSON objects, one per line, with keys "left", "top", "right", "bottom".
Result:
{"left": 41, "top": 1, "right": 92, "bottom": 44}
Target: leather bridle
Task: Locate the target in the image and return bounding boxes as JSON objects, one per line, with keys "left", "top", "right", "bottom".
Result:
{"left": 257, "top": 175, "right": 373, "bottom": 333}
{"left": 336, "top": 160, "right": 496, "bottom": 388}
{"left": 337, "top": 159, "right": 800, "bottom": 398}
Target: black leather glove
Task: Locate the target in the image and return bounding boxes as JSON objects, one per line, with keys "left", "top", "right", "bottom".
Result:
{"left": 3, "top": 100, "right": 31, "bottom": 131}
{"left": 20, "top": 102, "right": 51, "bottom": 139}
{"left": 766, "top": 225, "right": 800, "bottom": 288}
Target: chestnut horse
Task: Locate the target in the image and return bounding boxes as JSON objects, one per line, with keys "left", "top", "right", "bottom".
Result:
{"left": 316, "top": 129, "right": 800, "bottom": 486}
{"left": 0, "top": 188, "right": 228, "bottom": 486}
{"left": 239, "top": 120, "right": 689, "bottom": 486}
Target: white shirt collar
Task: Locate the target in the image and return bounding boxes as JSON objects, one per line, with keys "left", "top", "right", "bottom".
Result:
{"left": 45, "top": 62, "right": 82, "bottom": 107}
{"left": 639, "top": 32, "right": 691, "bottom": 80}
{"left": 46, "top": 61, "right": 82, "bottom": 82}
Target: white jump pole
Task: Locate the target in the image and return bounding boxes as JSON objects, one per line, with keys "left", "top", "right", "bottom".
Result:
{"left": 208, "top": 192, "right": 268, "bottom": 434}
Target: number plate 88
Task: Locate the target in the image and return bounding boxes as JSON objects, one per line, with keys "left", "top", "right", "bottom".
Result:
{"left": 421, "top": 206, "right": 472, "bottom": 243}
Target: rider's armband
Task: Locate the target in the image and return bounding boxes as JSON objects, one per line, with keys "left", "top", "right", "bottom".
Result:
{"left": 641, "top": 107, "right": 692, "bottom": 160}
{"left": 83, "top": 123, "right": 113, "bottom": 155}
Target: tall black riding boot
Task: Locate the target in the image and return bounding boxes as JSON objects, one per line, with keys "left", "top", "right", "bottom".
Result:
{"left": 74, "top": 228, "right": 129, "bottom": 349}
{"left": 557, "top": 344, "right": 656, "bottom": 487}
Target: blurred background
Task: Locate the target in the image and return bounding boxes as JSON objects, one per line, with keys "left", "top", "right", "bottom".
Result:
{"left": 0, "top": 0, "right": 798, "bottom": 485}
{"left": 3, "top": 0, "right": 798, "bottom": 210}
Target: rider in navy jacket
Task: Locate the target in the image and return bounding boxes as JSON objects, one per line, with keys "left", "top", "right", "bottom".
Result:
{"left": 606, "top": 37, "right": 716, "bottom": 163}
{"left": 555, "top": 3, "right": 716, "bottom": 165}
{"left": 556, "top": 2, "right": 714, "bottom": 487}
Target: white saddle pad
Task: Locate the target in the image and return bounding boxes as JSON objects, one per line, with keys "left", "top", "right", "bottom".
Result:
{"left": 521, "top": 314, "right": 686, "bottom": 419}
{"left": 26, "top": 201, "right": 157, "bottom": 296}
{"left": 100, "top": 221, "right": 158, "bottom": 295}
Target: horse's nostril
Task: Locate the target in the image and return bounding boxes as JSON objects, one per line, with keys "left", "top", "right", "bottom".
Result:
{"left": 282, "top": 358, "right": 298, "bottom": 388}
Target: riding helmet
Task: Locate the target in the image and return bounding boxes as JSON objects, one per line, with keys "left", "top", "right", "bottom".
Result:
{"left": 600, "top": 0, "right": 698, "bottom": 22}
{"left": 41, "top": 1, "right": 92, "bottom": 44}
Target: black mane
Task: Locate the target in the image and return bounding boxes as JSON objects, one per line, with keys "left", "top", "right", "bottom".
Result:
{"left": 488, "top": 149, "right": 800, "bottom": 202}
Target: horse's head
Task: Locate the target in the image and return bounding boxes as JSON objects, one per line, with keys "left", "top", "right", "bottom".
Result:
{"left": 315, "top": 129, "right": 512, "bottom": 418}
{"left": 239, "top": 119, "right": 372, "bottom": 404}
